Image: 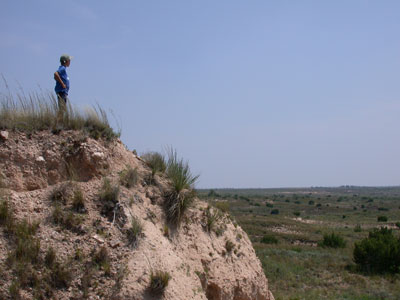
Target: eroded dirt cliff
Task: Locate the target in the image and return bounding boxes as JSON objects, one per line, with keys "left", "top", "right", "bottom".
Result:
{"left": 0, "top": 130, "right": 274, "bottom": 300}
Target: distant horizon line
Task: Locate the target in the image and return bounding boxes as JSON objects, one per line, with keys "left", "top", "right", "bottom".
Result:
{"left": 197, "top": 185, "right": 400, "bottom": 190}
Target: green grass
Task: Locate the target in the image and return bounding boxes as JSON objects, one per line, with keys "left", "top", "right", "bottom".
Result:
{"left": 71, "top": 188, "right": 86, "bottom": 212}
{"left": 199, "top": 187, "right": 400, "bottom": 299}
{"left": 119, "top": 166, "right": 139, "bottom": 188}
{"left": 142, "top": 151, "right": 166, "bottom": 182}
{"left": 204, "top": 205, "right": 222, "bottom": 233}
{"left": 127, "top": 216, "right": 143, "bottom": 247}
{"left": 0, "top": 87, "right": 119, "bottom": 140}
{"left": 319, "top": 232, "right": 347, "bottom": 248}
{"left": 163, "top": 149, "right": 199, "bottom": 226}
{"left": 99, "top": 178, "right": 120, "bottom": 221}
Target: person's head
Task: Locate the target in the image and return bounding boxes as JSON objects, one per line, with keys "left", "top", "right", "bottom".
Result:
{"left": 60, "top": 54, "right": 72, "bottom": 67}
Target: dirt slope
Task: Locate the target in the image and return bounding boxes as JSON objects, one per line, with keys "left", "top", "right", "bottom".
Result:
{"left": 0, "top": 130, "right": 274, "bottom": 300}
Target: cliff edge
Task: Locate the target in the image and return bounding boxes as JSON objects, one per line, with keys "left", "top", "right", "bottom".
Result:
{"left": 0, "top": 130, "right": 274, "bottom": 300}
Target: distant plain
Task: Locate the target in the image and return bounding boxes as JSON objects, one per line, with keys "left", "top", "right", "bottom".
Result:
{"left": 199, "top": 186, "right": 400, "bottom": 300}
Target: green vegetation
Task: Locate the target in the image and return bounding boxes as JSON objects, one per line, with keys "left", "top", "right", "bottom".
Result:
{"left": 149, "top": 270, "right": 171, "bottom": 296}
{"left": 142, "top": 151, "right": 166, "bottom": 183}
{"left": 99, "top": 178, "right": 121, "bottom": 222}
{"left": 0, "top": 89, "right": 119, "bottom": 140}
{"left": 225, "top": 239, "right": 235, "bottom": 253}
{"left": 260, "top": 235, "right": 279, "bottom": 244}
{"left": 198, "top": 186, "right": 400, "bottom": 299}
{"left": 72, "top": 187, "right": 86, "bottom": 212}
{"left": 377, "top": 216, "right": 388, "bottom": 222}
{"left": 163, "top": 149, "right": 199, "bottom": 226}
{"left": 319, "top": 232, "right": 346, "bottom": 248}
{"left": 354, "top": 228, "right": 400, "bottom": 274}
{"left": 92, "top": 246, "right": 111, "bottom": 276}
{"left": 204, "top": 205, "right": 222, "bottom": 233}
{"left": 127, "top": 216, "right": 143, "bottom": 247}
{"left": 119, "top": 166, "right": 139, "bottom": 188}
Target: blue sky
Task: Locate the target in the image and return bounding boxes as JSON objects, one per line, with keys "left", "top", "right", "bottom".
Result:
{"left": 1, "top": 1, "right": 400, "bottom": 188}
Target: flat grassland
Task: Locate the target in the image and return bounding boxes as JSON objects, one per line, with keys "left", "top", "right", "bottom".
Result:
{"left": 198, "top": 187, "right": 400, "bottom": 300}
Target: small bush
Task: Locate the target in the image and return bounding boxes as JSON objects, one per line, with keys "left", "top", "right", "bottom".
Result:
{"left": 99, "top": 178, "right": 120, "bottom": 221}
{"left": 225, "top": 240, "right": 235, "bottom": 253}
{"left": 119, "top": 166, "right": 139, "bottom": 188}
{"left": 149, "top": 270, "right": 171, "bottom": 295}
{"left": 0, "top": 198, "right": 14, "bottom": 230}
{"left": 142, "top": 152, "right": 166, "bottom": 182}
{"left": 377, "top": 216, "right": 388, "bottom": 222}
{"left": 50, "top": 184, "right": 70, "bottom": 205}
{"left": 164, "top": 149, "right": 199, "bottom": 226}
{"left": 92, "top": 246, "right": 111, "bottom": 275}
{"left": 319, "top": 232, "right": 346, "bottom": 248}
{"left": 354, "top": 224, "right": 362, "bottom": 232}
{"left": 71, "top": 188, "right": 85, "bottom": 212}
{"left": 260, "top": 235, "right": 278, "bottom": 244}
{"left": 396, "top": 222, "right": 400, "bottom": 229}
{"left": 293, "top": 211, "right": 301, "bottom": 217}
{"left": 353, "top": 227, "right": 400, "bottom": 274}
{"left": 45, "top": 247, "right": 56, "bottom": 268}
{"left": 9, "top": 281, "right": 20, "bottom": 300}
{"left": 52, "top": 205, "right": 83, "bottom": 232}
{"left": 127, "top": 216, "right": 143, "bottom": 247}
{"left": 270, "top": 209, "right": 279, "bottom": 215}
{"left": 266, "top": 203, "right": 273, "bottom": 208}
{"left": 204, "top": 206, "right": 222, "bottom": 233}
{"left": 308, "top": 200, "right": 315, "bottom": 205}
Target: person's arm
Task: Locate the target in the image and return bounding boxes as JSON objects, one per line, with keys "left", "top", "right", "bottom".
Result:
{"left": 54, "top": 71, "right": 66, "bottom": 89}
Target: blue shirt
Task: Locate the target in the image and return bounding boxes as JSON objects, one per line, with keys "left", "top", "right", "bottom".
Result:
{"left": 55, "top": 65, "right": 70, "bottom": 94}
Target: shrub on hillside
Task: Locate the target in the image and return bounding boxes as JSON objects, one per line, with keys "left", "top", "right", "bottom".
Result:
{"left": 149, "top": 270, "right": 171, "bottom": 296}
{"left": 163, "top": 149, "right": 199, "bottom": 226}
{"left": 353, "top": 228, "right": 400, "bottom": 274}
{"left": 142, "top": 152, "right": 166, "bottom": 183}
{"left": 127, "top": 216, "right": 143, "bottom": 248}
{"left": 260, "top": 235, "right": 278, "bottom": 244}
{"left": 377, "top": 216, "right": 388, "bottom": 222}
{"left": 99, "top": 178, "right": 124, "bottom": 225}
{"left": 319, "top": 232, "right": 346, "bottom": 248}
{"left": 119, "top": 166, "right": 139, "bottom": 188}
{"left": 204, "top": 205, "right": 222, "bottom": 233}
{"left": 270, "top": 209, "right": 279, "bottom": 215}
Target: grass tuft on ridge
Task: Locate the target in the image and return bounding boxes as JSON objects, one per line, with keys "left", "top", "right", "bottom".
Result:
{"left": 0, "top": 86, "right": 119, "bottom": 140}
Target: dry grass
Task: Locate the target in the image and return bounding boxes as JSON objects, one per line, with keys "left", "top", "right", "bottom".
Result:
{"left": 0, "top": 85, "right": 119, "bottom": 140}
{"left": 149, "top": 270, "right": 171, "bottom": 296}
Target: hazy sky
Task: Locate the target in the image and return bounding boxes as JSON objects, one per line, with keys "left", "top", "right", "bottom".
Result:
{"left": 1, "top": 1, "right": 400, "bottom": 188}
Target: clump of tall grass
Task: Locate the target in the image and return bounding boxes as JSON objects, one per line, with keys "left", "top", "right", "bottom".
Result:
{"left": 142, "top": 152, "right": 166, "bottom": 183}
{"left": 119, "top": 166, "right": 139, "bottom": 188}
{"left": 127, "top": 216, "right": 143, "bottom": 248}
{"left": 148, "top": 270, "right": 171, "bottom": 296}
{"left": 163, "top": 149, "right": 199, "bottom": 226}
{"left": 204, "top": 205, "right": 222, "bottom": 233}
{"left": 0, "top": 87, "right": 119, "bottom": 140}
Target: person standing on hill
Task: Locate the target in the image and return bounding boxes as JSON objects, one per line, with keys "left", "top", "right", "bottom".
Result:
{"left": 54, "top": 54, "right": 72, "bottom": 119}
